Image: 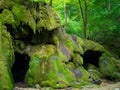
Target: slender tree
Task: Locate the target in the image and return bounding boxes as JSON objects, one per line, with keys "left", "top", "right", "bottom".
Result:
{"left": 50, "top": 0, "right": 52, "bottom": 7}
{"left": 64, "top": 0, "right": 68, "bottom": 30}
{"left": 78, "top": 0, "right": 88, "bottom": 39}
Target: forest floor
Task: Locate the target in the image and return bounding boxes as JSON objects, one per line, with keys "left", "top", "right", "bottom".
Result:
{"left": 13, "top": 80, "right": 120, "bottom": 90}
{"left": 81, "top": 80, "right": 120, "bottom": 90}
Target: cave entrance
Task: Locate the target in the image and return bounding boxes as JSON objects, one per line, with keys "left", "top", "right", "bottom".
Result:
{"left": 81, "top": 50, "right": 103, "bottom": 69}
{"left": 11, "top": 52, "right": 30, "bottom": 83}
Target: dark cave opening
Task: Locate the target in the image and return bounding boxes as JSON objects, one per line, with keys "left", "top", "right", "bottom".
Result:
{"left": 30, "top": 30, "right": 55, "bottom": 45}
{"left": 11, "top": 52, "right": 30, "bottom": 83}
{"left": 5, "top": 23, "right": 55, "bottom": 45}
{"left": 81, "top": 50, "right": 103, "bottom": 69}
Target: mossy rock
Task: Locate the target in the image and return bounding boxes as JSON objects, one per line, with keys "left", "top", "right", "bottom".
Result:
{"left": 0, "top": 25, "right": 14, "bottom": 68}
{"left": 76, "top": 37, "right": 84, "bottom": 54}
{"left": 67, "top": 62, "right": 76, "bottom": 70}
{"left": 114, "top": 60, "right": 120, "bottom": 71}
{"left": 59, "top": 41, "right": 71, "bottom": 62}
{"left": 87, "top": 64, "right": 102, "bottom": 80}
{"left": 99, "top": 53, "right": 120, "bottom": 80}
{"left": 0, "top": 9, "right": 15, "bottom": 25}
{"left": 83, "top": 40, "right": 105, "bottom": 52}
{"left": 66, "top": 62, "right": 90, "bottom": 86}
{"left": 0, "top": 60, "right": 14, "bottom": 90}
{"left": 36, "top": 4, "right": 60, "bottom": 31}
{"left": 0, "top": 0, "right": 120, "bottom": 89}
{"left": 71, "top": 66, "right": 90, "bottom": 88}
{"left": 25, "top": 45, "right": 76, "bottom": 88}
{"left": 72, "top": 53, "right": 83, "bottom": 66}
{"left": 77, "top": 66, "right": 89, "bottom": 82}
{"left": 63, "top": 35, "right": 82, "bottom": 56}
{"left": 0, "top": 24, "right": 14, "bottom": 90}
{"left": 0, "top": 0, "right": 14, "bottom": 9}
{"left": 12, "top": 4, "right": 36, "bottom": 31}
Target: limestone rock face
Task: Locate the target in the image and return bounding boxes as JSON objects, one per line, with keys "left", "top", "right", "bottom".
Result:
{"left": 0, "top": 0, "right": 120, "bottom": 90}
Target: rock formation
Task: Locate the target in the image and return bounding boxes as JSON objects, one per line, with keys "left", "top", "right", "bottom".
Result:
{"left": 0, "top": 0, "right": 120, "bottom": 89}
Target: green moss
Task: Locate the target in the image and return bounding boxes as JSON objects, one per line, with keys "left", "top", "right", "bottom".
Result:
{"left": 0, "top": 24, "right": 14, "bottom": 90}
{"left": 63, "top": 35, "right": 84, "bottom": 57}
{"left": 67, "top": 62, "right": 76, "bottom": 70}
{"left": 12, "top": 4, "right": 36, "bottom": 31}
{"left": 99, "top": 53, "right": 120, "bottom": 80}
{"left": 26, "top": 56, "right": 76, "bottom": 88}
{"left": 1, "top": 25, "right": 14, "bottom": 67}
{"left": 63, "top": 35, "right": 77, "bottom": 55}
{"left": 88, "top": 69, "right": 102, "bottom": 80}
{"left": 0, "top": 0, "right": 14, "bottom": 9}
{"left": 0, "top": 9, "right": 14, "bottom": 25}
{"left": 57, "top": 48, "right": 68, "bottom": 62}
{"left": 72, "top": 53, "right": 83, "bottom": 66}
{"left": 30, "top": 45, "right": 56, "bottom": 58}
{"left": 83, "top": 40, "right": 105, "bottom": 52}
{"left": 99, "top": 53, "right": 119, "bottom": 79}
{"left": 72, "top": 66, "right": 90, "bottom": 88}
{"left": 0, "top": 60, "right": 14, "bottom": 90}
{"left": 36, "top": 5, "right": 60, "bottom": 31}
{"left": 77, "top": 37, "right": 84, "bottom": 54}
{"left": 25, "top": 45, "right": 76, "bottom": 88}
{"left": 78, "top": 66, "right": 89, "bottom": 82}
{"left": 114, "top": 60, "right": 120, "bottom": 71}
{"left": 53, "top": 35, "right": 59, "bottom": 47}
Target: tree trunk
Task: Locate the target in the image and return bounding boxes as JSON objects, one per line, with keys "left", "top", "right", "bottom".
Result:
{"left": 64, "top": 0, "right": 67, "bottom": 30}
{"left": 78, "top": 0, "right": 88, "bottom": 39}
{"left": 50, "top": 0, "right": 52, "bottom": 7}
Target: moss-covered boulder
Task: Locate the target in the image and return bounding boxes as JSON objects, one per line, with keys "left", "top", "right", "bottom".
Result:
{"left": 36, "top": 3, "right": 60, "bottom": 31}
{"left": 0, "top": 0, "right": 120, "bottom": 90}
{"left": 87, "top": 64, "right": 102, "bottom": 81}
{"left": 99, "top": 53, "right": 120, "bottom": 80}
{"left": 0, "top": 24, "right": 14, "bottom": 90}
{"left": 25, "top": 45, "right": 76, "bottom": 88}
{"left": 72, "top": 53, "right": 83, "bottom": 66}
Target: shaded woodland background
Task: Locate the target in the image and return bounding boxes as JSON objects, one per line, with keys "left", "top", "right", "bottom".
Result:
{"left": 45, "top": 0, "right": 120, "bottom": 58}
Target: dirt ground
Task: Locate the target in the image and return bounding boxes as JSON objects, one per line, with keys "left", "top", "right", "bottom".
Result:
{"left": 81, "top": 82, "right": 120, "bottom": 90}
{"left": 14, "top": 80, "right": 120, "bottom": 90}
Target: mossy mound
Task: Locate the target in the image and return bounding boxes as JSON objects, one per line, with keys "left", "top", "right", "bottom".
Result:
{"left": 99, "top": 53, "right": 120, "bottom": 80}
{"left": 25, "top": 45, "right": 76, "bottom": 88}
{"left": 0, "top": 0, "right": 120, "bottom": 90}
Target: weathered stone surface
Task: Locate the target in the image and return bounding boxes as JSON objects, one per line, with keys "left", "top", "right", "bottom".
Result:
{"left": 0, "top": 0, "right": 120, "bottom": 90}
{"left": 25, "top": 45, "right": 76, "bottom": 88}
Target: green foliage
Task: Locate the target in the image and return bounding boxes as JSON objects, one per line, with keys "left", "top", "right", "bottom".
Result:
{"left": 66, "top": 20, "right": 83, "bottom": 37}
{"left": 48, "top": 0, "right": 120, "bottom": 57}
{"left": 72, "top": 53, "right": 83, "bottom": 66}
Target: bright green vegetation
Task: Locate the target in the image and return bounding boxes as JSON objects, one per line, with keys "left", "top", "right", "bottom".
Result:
{"left": 0, "top": 0, "right": 120, "bottom": 90}
{"left": 45, "top": 0, "right": 120, "bottom": 58}
{"left": 0, "top": 24, "right": 14, "bottom": 89}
